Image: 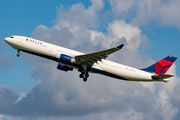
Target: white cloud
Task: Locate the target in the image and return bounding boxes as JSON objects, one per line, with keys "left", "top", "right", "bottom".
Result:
{"left": 0, "top": 115, "right": 4, "bottom": 120}
{"left": 0, "top": 85, "right": 19, "bottom": 114}
{"left": 109, "top": 0, "right": 135, "bottom": 14}
{"left": 109, "top": 0, "right": 180, "bottom": 28}
{"left": 107, "top": 20, "right": 141, "bottom": 49}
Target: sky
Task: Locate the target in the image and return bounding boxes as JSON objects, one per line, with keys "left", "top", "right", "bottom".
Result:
{"left": 0, "top": 0, "right": 180, "bottom": 119}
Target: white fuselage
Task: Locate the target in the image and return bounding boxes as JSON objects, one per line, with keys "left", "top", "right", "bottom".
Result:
{"left": 4, "top": 36, "right": 156, "bottom": 82}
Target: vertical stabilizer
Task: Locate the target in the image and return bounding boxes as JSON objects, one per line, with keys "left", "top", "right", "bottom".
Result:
{"left": 141, "top": 56, "right": 177, "bottom": 75}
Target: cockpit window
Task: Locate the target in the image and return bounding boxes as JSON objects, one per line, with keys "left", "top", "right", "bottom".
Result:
{"left": 10, "top": 36, "right": 14, "bottom": 38}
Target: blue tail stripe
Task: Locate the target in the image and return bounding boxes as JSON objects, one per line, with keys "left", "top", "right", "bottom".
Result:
{"left": 159, "top": 65, "right": 171, "bottom": 75}
{"left": 164, "top": 56, "right": 177, "bottom": 62}
{"left": 141, "top": 64, "right": 156, "bottom": 73}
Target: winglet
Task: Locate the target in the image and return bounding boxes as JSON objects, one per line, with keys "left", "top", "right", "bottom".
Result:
{"left": 117, "top": 44, "right": 124, "bottom": 49}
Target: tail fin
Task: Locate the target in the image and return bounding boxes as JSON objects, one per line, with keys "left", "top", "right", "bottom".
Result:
{"left": 141, "top": 56, "right": 177, "bottom": 75}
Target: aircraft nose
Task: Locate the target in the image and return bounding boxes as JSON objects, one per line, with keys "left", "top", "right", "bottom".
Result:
{"left": 4, "top": 37, "right": 9, "bottom": 43}
{"left": 4, "top": 37, "right": 12, "bottom": 43}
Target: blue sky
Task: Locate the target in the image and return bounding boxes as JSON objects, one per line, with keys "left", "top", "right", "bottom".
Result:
{"left": 0, "top": 0, "right": 180, "bottom": 119}
{"left": 0, "top": 0, "right": 90, "bottom": 37}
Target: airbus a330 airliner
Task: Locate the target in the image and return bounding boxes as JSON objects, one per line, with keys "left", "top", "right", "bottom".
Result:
{"left": 4, "top": 36, "right": 177, "bottom": 82}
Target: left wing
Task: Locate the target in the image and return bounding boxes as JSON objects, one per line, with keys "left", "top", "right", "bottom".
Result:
{"left": 75, "top": 44, "right": 124, "bottom": 66}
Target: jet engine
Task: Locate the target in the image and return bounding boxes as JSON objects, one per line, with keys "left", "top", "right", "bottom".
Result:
{"left": 59, "top": 54, "right": 75, "bottom": 64}
{"left": 57, "top": 63, "right": 73, "bottom": 71}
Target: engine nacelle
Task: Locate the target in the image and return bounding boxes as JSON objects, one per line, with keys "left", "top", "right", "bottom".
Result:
{"left": 57, "top": 63, "right": 73, "bottom": 71}
{"left": 59, "top": 54, "right": 75, "bottom": 64}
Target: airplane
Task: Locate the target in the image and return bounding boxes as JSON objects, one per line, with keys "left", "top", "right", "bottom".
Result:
{"left": 4, "top": 35, "right": 177, "bottom": 82}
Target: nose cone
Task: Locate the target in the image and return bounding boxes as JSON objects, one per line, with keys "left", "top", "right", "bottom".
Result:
{"left": 4, "top": 37, "right": 10, "bottom": 43}
{"left": 4, "top": 37, "right": 14, "bottom": 46}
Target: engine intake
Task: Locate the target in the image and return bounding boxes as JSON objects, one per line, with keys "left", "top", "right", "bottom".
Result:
{"left": 57, "top": 63, "right": 73, "bottom": 71}
{"left": 59, "top": 54, "right": 75, "bottom": 64}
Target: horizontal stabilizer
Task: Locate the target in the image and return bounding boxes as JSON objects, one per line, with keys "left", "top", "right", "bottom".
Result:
{"left": 152, "top": 74, "right": 174, "bottom": 80}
